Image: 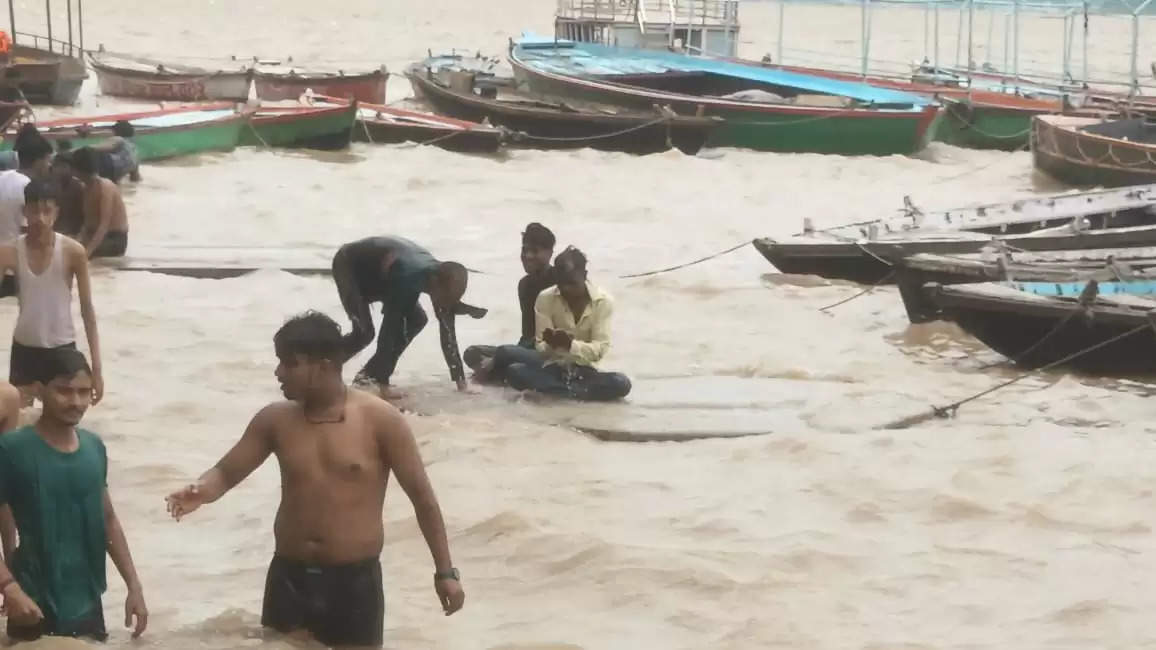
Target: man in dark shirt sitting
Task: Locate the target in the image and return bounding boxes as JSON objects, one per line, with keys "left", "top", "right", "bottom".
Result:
{"left": 331, "top": 236, "right": 487, "bottom": 399}
{"left": 464, "top": 223, "right": 556, "bottom": 384}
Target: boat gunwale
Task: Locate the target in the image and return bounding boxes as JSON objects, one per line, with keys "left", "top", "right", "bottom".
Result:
{"left": 508, "top": 47, "right": 935, "bottom": 119}
{"left": 89, "top": 57, "right": 253, "bottom": 81}
{"left": 250, "top": 102, "right": 358, "bottom": 127}
{"left": 406, "top": 62, "right": 723, "bottom": 128}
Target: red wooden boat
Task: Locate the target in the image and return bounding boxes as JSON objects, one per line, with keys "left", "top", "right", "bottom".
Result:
{"left": 255, "top": 66, "right": 388, "bottom": 104}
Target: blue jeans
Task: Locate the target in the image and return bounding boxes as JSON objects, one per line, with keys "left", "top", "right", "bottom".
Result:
{"left": 463, "top": 344, "right": 541, "bottom": 383}
{"left": 506, "top": 362, "right": 632, "bottom": 402}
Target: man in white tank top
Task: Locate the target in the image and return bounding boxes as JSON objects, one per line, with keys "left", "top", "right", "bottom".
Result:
{"left": 0, "top": 179, "right": 103, "bottom": 405}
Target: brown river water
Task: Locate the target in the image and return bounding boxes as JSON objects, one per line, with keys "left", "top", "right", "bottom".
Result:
{"left": 3, "top": 0, "right": 1156, "bottom": 648}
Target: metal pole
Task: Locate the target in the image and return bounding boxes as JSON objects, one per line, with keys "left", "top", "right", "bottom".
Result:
{"left": 78, "top": 0, "right": 83, "bottom": 52}
{"left": 934, "top": 0, "right": 940, "bottom": 72}
{"left": 8, "top": 0, "right": 14, "bottom": 45}
{"left": 1082, "top": 0, "right": 1088, "bottom": 86}
{"left": 861, "top": 0, "right": 869, "bottom": 79}
{"left": 955, "top": 1, "right": 964, "bottom": 67}
{"left": 778, "top": 0, "right": 784, "bottom": 64}
{"left": 967, "top": 0, "right": 974, "bottom": 83}
{"left": 1013, "top": 0, "right": 1019, "bottom": 86}
{"left": 45, "top": 0, "right": 52, "bottom": 52}
{"left": 986, "top": 4, "right": 995, "bottom": 72}
{"left": 1003, "top": 11, "right": 1009, "bottom": 78}
{"left": 66, "top": 0, "right": 72, "bottom": 54}
{"left": 924, "top": 0, "right": 929, "bottom": 57}
{"left": 1062, "top": 13, "right": 1070, "bottom": 81}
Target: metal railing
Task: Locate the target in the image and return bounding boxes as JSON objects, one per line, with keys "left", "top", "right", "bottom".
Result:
{"left": 12, "top": 31, "right": 83, "bottom": 58}
{"left": 556, "top": 0, "right": 738, "bottom": 27}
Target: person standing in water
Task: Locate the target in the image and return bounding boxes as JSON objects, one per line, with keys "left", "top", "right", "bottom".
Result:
{"left": 463, "top": 222, "right": 556, "bottom": 384}
{"left": 331, "top": 236, "right": 486, "bottom": 399}
{"left": 0, "top": 127, "right": 54, "bottom": 297}
{"left": 0, "top": 349, "right": 148, "bottom": 642}
{"left": 506, "top": 246, "right": 632, "bottom": 401}
{"left": 0, "top": 179, "right": 103, "bottom": 404}
{"left": 165, "top": 312, "right": 464, "bottom": 648}
{"left": 72, "top": 147, "right": 129, "bottom": 258}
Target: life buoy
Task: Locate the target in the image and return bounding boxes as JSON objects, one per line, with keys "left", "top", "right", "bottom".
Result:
{"left": 0, "top": 31, "right": 11, "bottom": 54}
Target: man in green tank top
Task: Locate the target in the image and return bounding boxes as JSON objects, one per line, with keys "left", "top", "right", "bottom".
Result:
{"left": 0, "top": 349, "right": 147, "bottom": 642}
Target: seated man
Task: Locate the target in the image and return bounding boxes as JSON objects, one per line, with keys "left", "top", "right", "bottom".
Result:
{"left": 506, "top": 247, "right": 631, "bottom": 402}
{"left": 463, "top": 222, "right": 556, "bottom": 384}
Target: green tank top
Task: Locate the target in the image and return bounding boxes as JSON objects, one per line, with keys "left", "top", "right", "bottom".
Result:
{"left": 0, "top": 426, "right": 108, "bottom": 629}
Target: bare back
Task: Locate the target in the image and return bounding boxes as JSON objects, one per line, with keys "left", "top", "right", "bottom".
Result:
{"left": 82, "top": 177, "right": 128, "bottom": 235}
{"left": 264, "top": 389, "right": 397, "bottom": 564}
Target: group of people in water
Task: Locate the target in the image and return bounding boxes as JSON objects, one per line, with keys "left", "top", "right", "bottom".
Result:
{"left": 0, "top": 123, "right": 633, "bottom": 646}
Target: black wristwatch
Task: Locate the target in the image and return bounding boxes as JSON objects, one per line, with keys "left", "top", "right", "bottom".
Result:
{"left": 434, "top": 568, "right": 460, "bottom": 581}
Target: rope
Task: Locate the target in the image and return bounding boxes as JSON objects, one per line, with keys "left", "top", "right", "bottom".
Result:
{"left": 245, "top": 121, "right": 270, "bottom": 149}
{"left": 398, "top": 128, "right": 465, "bottom": 149}
{"left": 975, "top": 279, "right": 1099, "bottom": 370}
{"left": 818, "top": 270, "right": 896, "bottom": 312}
{"left": 512, "top": 116, "right": 669, "bottom": 143}
{"left": 617, "top": 241, "right": 752, "bottom": 279}
{"left": 881, "top": 320, "right": 1154, "bottom": 430}
{"left": 360, "top": 118, "right": 375, "bottom": 144}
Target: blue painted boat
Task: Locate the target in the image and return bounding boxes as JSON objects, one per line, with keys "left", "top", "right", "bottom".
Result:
{"left": 508, "top": 35, "right": 942, "bottom": 155}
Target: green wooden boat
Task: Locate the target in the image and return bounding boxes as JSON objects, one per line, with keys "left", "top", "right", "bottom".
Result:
{"left": 239, "top": 102, "right": 358, "bottom": 150}
{"left": 936, "top": 95, "right": 1061, "bottom": 151}
{"left": 509, "top": 36, "right": 941, "bottom": 156}
{"left": 3, "top": 102, "right": 252, "bottom": 160}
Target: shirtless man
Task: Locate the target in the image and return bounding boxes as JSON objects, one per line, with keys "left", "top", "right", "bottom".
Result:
{"left": 71, "top": 147, "right": 129, "bottom": 259}
{"left": 165, "top": 311, "right": 464, "bottom": 648}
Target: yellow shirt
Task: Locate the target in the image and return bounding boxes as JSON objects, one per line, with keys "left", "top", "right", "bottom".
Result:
{"left": 534, "top": 281, "right": 613, "bottom": 367}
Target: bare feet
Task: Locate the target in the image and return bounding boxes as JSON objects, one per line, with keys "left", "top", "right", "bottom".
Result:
{"left": 378, "top": 385, "right": 408, "bottom": 401}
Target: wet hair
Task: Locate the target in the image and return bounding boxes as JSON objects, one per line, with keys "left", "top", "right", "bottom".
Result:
{"left": 112, "top": 120, "right": 135, "bottom": 138}
{"left": 24, "top": 178, "right": 59, "bottom": 204}
{"left": 273, "top": 310, "right": 344, "bottom": 366}
{"left": 56, "top": 139, "right": 73, "bottom": 153}
{"left": 71, "top": 146, "right": 98, "bottom": 175}
{"left": 522, "top": 222, "right": 555, "bottom": 250}
{"left": 432, "top": 261, "right": 468, "bottom": 306}
{"left": 38, "top": 348, "right": 92, "bottom": 384}
{"left": 14, "top": 124, "right": 53, "bottom": 166}
{"left": 554, "top": 246, "right": 588, "bottom": 284}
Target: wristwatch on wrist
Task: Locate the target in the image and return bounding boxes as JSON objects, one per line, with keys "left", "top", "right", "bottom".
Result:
{"left": 434, "top": 568, "right": 460, "bottom": 581}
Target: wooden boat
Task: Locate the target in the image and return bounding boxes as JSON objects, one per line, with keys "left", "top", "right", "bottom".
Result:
{"left": 406, "top": 53, "right": 722, "bottom": 155}
{"left": 4, "top": 103, "right": 253, "bottom": 160}
{"left": 895, "top": 236, "right": 1156, "bottom": 323}
{"left": 89, "top": 52, "right": 252, "bottom": 101}
{"left": 255, "top": 66, "right": 387, "bottom": 104}
{"left": 751, "top": 61, "right": 1069, "bottom": 151}
{"left": 1, "top": 42, "right": 87, "bottom": 105}
{"left": 753, "top": 184, "right": 1156, "bottom": 284}
{"left": 314, "top": 95, "right": 504, "bottom": 154}
{"left": 922, "top": 279, "right": 1156, "bottom": 374}
{"left": 239, "top": 102, "right": 357, "bottom": 150}
{"left": 1032, "top": 114, "right": 1156, "bottom": 188}
{"left": 508, "top": 36, "right": 941, "bottom": 156}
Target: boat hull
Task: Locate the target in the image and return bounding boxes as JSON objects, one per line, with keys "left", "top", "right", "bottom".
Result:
{"left": 407, "top": 64, "right": 718, "bottom": 155}
{"left": 509, "top": 53, "right": 939, "bottom": 156}
{"left": 355, "top": 119, "right": 502, "bottom": 154}
{"left": 92, "top": 61, "right": 252, "bottom": 102}
{"left": 4, "top": 105, "right": 251, "bottom": 160}
{"left": 2, "top": 45, "right": 87, "bottom": 105}
{"left": 753, "top": 214, "right": 1156, "bottom": 285}
{"left": 240, "top": 104, "right": 357, "bottom": 150}
{"left": 936, "top": 97, "right": 1042, "bottom": 150}
{"left": 929, "top": 283, "right": 1156, "bottom": 374}
{"left": 255, "top": 70, "right": 387, "bottom": 104}
{"left": 1032, "top": 115, "right": 1156, "bottom": 187}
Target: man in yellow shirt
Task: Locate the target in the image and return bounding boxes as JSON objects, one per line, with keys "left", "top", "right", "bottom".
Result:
{"left": 506, "top": 247, "right": 631, "bottom": 402}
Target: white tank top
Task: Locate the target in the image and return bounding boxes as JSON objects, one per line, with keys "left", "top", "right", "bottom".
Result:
{"left": 13, "top": 235, "right": 75, "bottom": 348}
